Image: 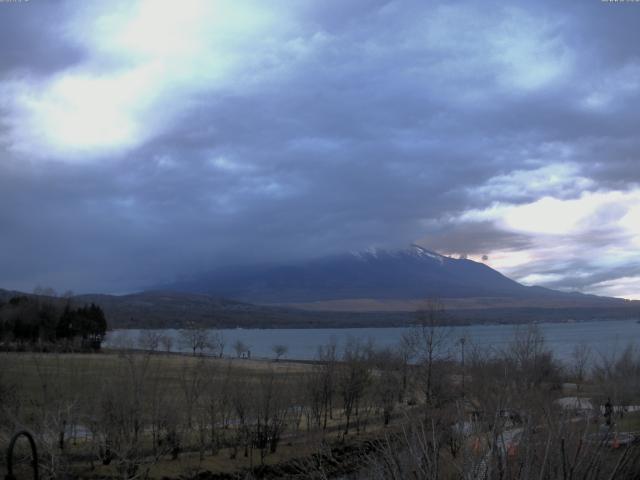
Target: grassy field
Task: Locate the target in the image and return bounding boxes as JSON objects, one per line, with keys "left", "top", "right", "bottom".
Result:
{"left": 1, "top": 350, "right": 314, "bottom": 408}
{"left": 5, "top": 347, "right": 639, "bottom": 479}
{"left": 0, "top": 350, "right": 406, "bottom": 479}
{"left": 2, "top": 350, "right": 314, "bottom": 384}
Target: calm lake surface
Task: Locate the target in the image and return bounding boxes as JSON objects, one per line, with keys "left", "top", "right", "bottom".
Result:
{"left": 105, "top": 319, "right": 640, "bottom": 363}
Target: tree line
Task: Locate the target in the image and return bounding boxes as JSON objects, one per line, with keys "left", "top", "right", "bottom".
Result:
{"left": 0, "top": 294, "right": 107, "bottom": 350}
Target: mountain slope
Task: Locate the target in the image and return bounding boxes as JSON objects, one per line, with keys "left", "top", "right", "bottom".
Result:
{"left": 162, "top": 245, "right": 613, "bottom": 304}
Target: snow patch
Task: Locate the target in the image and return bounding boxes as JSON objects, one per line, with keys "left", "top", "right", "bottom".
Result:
{"left": 409, "top": 244, "right": 445, "bottom": 264}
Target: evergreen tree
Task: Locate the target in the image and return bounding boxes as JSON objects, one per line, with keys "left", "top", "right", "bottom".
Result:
{"left": 0, "top": 296, "right": 108, "bottom": 350}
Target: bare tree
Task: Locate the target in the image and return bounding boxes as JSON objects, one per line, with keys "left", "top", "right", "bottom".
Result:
{"left": 207, "top": 331, "right": 225, "bottom": 358}
{"left": 272, "top": 344, "right": 288, "bottom": 361}
{"left": 179, "top": 357, "right": 207, "bottom": 429}
{"left": 200, "top": 360, "right": 229, "bottom": 456}
{"left": 228, "top": 374, "right": 252, "bottom": 460}
{"left": 253, "top": 369, "right": 292, "bottom": 463}
{"left": 506, "top": 324, "right": 559, "bottom": 392}
{"left": 179, "top": 323, "right": 211, "bottom": 356}
{"left": 233, "top": 339, "right": 249, "bottom": 358}
{"left": 593, "top": 344, "right": 640, "bottom": 417}
{"left": 396, "top": 335, "right": 415, "bottom": 403}
{"left": 302, "top": 343, "right": 335, "bottom": 434}
{"left": 571, "top": 341, "right": 592, "bottom": 387}
{"left": 317, "top": 339, "right": 338, "bottom": 430}
{"left": 338, "top": 338, "right": 372, "bottom": 436}
{"left": 159, "top": 334, "right": 173, "bottom": 353}
{"left": 90, "top": 350, "right": 171, "bottom": 479}
{"left": 33, "top": 285, "right": 57, "bottom": 297}
{"left": 371, "top": 348, "right": 402, "bottom": 426}
{"left": 351, "top": 406, "right": 640, "bottom": 480}
{"left": 137, "top": 330, "right": 160, "bottom": 352}
{"left": 407, "top": 299, "right": 450, "bottom": 406}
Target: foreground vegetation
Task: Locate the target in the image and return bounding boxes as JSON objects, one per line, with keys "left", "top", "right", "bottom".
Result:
{"left": 2, "top": 304, "right": 640, "bottom": 479}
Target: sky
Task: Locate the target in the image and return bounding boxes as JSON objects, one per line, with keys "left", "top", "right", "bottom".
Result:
{"left": 0, "top": 0, "right": 639, "bottom": 298}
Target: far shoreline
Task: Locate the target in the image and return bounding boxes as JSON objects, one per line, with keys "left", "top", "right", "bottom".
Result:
{"left": 107, "top": 315, "right": 640, "bottom": 330}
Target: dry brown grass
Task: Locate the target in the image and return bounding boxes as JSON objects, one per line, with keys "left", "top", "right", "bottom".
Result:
{"left": 1, "top": 350, "right": 314, "bottom": 404}
{"left": 0, "top": 350, "right": 410, "bottom": 479}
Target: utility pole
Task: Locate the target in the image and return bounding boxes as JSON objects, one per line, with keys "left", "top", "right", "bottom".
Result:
{"left": 460, "top": 337, "right": 466, "bottom": 399}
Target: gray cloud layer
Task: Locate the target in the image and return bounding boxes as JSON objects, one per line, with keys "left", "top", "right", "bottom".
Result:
{"left": 1, "top": 0, "right": 639, "bottom": 296}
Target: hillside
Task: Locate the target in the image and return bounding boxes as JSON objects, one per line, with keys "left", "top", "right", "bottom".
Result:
{"left": 2, "top": 287, "right": 639, "bottom": 329}
{"left": 62, "top": 291, "right": 409, "bottom": 329}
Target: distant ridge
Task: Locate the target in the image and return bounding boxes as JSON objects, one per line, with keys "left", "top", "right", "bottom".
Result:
{"left": 0, "top": 288, "right": 417, "bottom": 329}
{"left": 161, "top": 244, "right": 619, "bottom": 305}
{"left": 1, "top": 285, "right": 637, "bottom": 330}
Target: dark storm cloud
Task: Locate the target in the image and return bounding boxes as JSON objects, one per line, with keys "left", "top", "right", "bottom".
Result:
{"left": 0, "top": 1, "right": 84, "bottom": 75}
{"left": 1, "top": 0, "right": 640, "bottom": 296}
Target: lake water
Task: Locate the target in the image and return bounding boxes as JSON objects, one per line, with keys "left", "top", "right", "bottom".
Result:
{"left": 104, "top": 319, "right": 640, "bottom": 364}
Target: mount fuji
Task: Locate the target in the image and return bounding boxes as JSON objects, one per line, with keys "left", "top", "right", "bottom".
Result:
{"left": 161, "top": 245, "right": 615, "bottom": 309}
